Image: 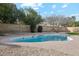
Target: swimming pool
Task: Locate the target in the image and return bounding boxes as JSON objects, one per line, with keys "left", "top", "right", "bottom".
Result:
{"left": 13, "top": 34, "right": 68, "bottom": 42}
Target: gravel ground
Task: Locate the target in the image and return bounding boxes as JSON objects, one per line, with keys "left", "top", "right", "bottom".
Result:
{"left": 0, "top": 46, "right": 70, "bottom": 56}
{"left": 0, "top": 33, "right": 78, "bottom": 56}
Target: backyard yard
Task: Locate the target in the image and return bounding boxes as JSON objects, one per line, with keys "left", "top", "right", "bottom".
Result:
{"left": 0, "top": 3, "right": 79, "bottom": 56}
{"left": 0, "top": 32, "right": 79, "bottom": 56}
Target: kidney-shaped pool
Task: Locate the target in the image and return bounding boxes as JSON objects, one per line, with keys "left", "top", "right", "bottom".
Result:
{"left": 12, "top": 34, "right": 68, "bottom": 42}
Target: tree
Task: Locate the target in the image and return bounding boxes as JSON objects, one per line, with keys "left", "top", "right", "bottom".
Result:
{"left": 46, "top": 15, "right": 76, "bottom": 27}
{"left": 0, "top": 3, "right": 18, "bottom": 24}
{"left": 71, "top": 16, "right": 76, "bottom": 26}
{"left": 74, "top": 21, "right": 79, "bottom": 27}
{"left": 22, "top": 8, "right": 43, "bottom": 32}
{"left": 46, "top": 15, "right": 67, "bottom": 26}
{"left": 16, "top": 9, "right": 26, "bottom": 24}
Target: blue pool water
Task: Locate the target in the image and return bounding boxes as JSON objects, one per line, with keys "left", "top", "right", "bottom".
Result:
{"left": 13, "top": 34, "right": 67, "bottom": 42}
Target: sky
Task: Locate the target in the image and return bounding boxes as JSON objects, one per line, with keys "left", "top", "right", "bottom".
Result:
{"left": 16, "top": 3, "right": 79, "bottom": 20}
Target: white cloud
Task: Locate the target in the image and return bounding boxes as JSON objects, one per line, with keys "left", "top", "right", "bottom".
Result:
{"left": 38, "top": 3, "right": 43, "bottom": 7}
{"left": 50, "top": 11, "right": 54, "bottom": 14}
{"left": 62, "top": 4, "right": 68, "bottom": 8}
{"left": 33, "top": 7, "right": 39, "bottom": 10}
{"left": 20, "top": 3, "right": 43, "bottom": 10}
{"left": 43, "top": 12, "right": 47, "bottom": 14}
{"left": 52, "top": 5, "right": 56, "bottom": 9}
{"left": 21, "top": 3, "right": 35, "bottom": 7}
{"left": 70, "top": 14, "right": 79, "bottom": 17}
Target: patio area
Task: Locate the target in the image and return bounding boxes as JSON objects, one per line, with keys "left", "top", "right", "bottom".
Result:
{"left": 0, "top": 33, "right": 79, "bottom": 56}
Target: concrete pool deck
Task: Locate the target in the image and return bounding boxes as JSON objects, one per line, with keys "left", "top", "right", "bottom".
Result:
{"left": 0, "top": 33, "right": 79, "bottom": 56}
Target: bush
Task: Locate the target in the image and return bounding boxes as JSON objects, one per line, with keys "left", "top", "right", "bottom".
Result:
{"left": 0, "top": 32, "right": 5, "bottom": 36}
{"left": 67, "top": 32, "right": 79, "bottom": 35}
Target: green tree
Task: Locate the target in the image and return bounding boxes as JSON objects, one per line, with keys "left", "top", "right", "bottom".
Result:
{"left": 71, "top": 16, "right": 76, "bottom": 27}
{"left": 66, "top": 16, "right": 76, "bottom": 27}
{"left": 0, "top": 3, "right": 18, "bottom": 24}
{"left": 74, "top": 21, "right": 79, "bottom": 26}
{"left": 16, "top": 9, "right": 26, "bottom": 24}
{"left": 22, "top": 8, "right": 43, "bottom": 32}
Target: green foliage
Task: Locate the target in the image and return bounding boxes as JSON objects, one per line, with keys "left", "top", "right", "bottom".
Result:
{"left": 0, "top": 4, "right": 43, "bottom": 32}
{"left": 67, "top": 32, "right": 79, "bottom": 35}
{"left": 22, "top": 8, "right": 43, "bottom": 32}
{"left": 16, "top": 9, "right": 26, "bottom": 23}
{"left": 66, "top": 16, "right": 76, "bottom": 27}
{"left": 0, "top": 3, "right": 18, "bottom": 24}
{"left": 74, "top": 21, "right": 79, "bottom": 26}
{"left": 0, "top": 32, "right": 5, "bottom": 36}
